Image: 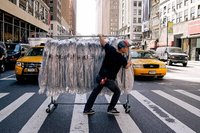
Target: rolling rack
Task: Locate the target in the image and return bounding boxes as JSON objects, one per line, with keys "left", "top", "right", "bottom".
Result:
{"left": 45, "top": 35, "right": 131, "bottom": 114}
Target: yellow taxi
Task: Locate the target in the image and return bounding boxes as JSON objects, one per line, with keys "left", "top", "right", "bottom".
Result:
{"left": 15, "top": 46, "right": 44, "bottom": 81}
{"left": 130, "top": 49, "right": 167, "bottom": 78}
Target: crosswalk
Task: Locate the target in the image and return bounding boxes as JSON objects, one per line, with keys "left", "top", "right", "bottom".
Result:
{"left": 0, "top": 89, "right": 199, "bottom": 133}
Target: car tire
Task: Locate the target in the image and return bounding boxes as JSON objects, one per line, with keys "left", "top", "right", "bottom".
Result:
{"left": 157, "top": 76, "right": 164, "bottom": 79}
{"left": 183, "top": 63, "right": 187, "bottom": 67}
{"left": 167, "top": 60, "right": 172, "bottom": 66}
{"left": 16, "top": 75, "right": 24, "bottom": 82}
{"left": 0, "top": 62, "right": 5, "bottom": 72}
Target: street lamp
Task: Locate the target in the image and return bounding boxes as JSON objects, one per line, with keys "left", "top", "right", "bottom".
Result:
{"left": 164, "top": 16, "right": 168, "bottom": 47}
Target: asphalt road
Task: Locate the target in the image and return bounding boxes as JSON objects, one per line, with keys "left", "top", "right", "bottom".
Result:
{"left": 0, "top": 61, "right": 200, "bottom": 133}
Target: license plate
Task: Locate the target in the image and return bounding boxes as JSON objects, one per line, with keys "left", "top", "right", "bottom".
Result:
{"left": 27, "top": 68, "right": 36, "bottom": 72}
{"left": 149, "top": 70, "right": 156, "bottom": 75}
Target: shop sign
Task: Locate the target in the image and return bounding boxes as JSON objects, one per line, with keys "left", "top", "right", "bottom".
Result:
{"left": 188, "top": 20, "right": 200, "bottom": 35}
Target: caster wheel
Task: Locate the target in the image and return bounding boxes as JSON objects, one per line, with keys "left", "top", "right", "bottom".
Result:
{"left": 125, "top": 109, "right": 130, "bottom": 113}
{"left": 46, "top": 108, "right": 50, "bottom": 113}
{"left": 123, "top": 104, "right": 127, "bottom": 109}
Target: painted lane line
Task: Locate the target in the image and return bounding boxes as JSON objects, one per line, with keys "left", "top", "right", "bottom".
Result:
{"left": 0, "top": 93, "right": 34, "bottom": 122}
{"left": 105, "top": 95, "right": 142, "bottom": 133}
{"left": 0, "top": 93, "right": 9, "bottom": 99}
{"left": 175, "top": 90, "right": 200, "bottom": 102}
{"left": 19, "top": 95, "right": 59, "bottom": 133}
{"left": 0, "top": 78, "right": 16, "bottom": 81}
{"left": 152, "top": 90, "right": 200, "bottom": 117}
{"left": 70, "top": 94, "right": 89, "bottom": 133}
{"left": 0, "top": 74, "right": 15, "bottom": 80}
{"left": 130, "top": 91, "right": 195, "bottom": 133}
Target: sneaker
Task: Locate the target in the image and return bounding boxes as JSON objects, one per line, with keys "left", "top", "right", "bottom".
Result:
{"left": 83, "top": 109, "right": 95, "bottom": 115}
{"left": 107, "top": 108, "right": 120, "bottom": 115}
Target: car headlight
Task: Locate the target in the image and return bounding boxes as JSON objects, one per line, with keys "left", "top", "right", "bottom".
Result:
{"left": 160, "top": 64, "right": 166, "bottom": 68}
{"left": 16, "top": 62, "right": 24, "bottom": 67}
{"left": 133, "top": 64, "right": 143, "bottom": 68}
{"left": 170, "top": 55, "right": 175, "bottom": 59}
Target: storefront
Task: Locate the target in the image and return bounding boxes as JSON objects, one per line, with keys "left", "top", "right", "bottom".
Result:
{"left": 182, "top": 19, "right": 200, "bottom": 61}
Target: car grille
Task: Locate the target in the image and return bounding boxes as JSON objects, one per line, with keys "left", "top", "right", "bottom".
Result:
{"left": 23, "top": 62, "right": 41, "bottom": 68}
{"left": 143, "top": 64, "right": 159, "bottom": 68}
{"left": 173, "top": 56, "right": 186, "bottom": 60}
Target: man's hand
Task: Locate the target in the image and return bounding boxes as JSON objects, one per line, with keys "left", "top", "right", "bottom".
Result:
{"left": 125, "top": 61, "right": 132, "bottom": 69}
{"left": 98, "top": 34, "right": 107, "bottom": 47}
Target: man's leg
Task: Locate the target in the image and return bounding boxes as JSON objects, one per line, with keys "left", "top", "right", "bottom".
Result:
{"left": 105, "top": 80, "right": 121, "bottom": 111}
{"left": 84, "top": 84, "right": 103, "bottom": 112}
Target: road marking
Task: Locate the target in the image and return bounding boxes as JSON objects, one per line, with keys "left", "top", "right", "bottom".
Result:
{"left": 0, "top": 74, "right": 15, "bottom": 80}
{"left": 0, "top": 78, "right": 16, "bottom": 81}
{"left": 175, "top": 90, "right": 200, "bottom": 102}
{"left": 130, "top": 91, "right": 195, "bottom": 133}
{"left": 105, "top": 95, "right": 142, "bottom": 133}
{"left": 0, "top": 93, "right": 34, "bottom": 122}
{"left": 70, "top": 94, "right": 89, "bottom": 133}
{"left": 152, "top": 90, "right": 200, "bottom": 117}
{"left": 19, "top": 95, "right": 59, "bottom": 133}
{"left": 0, "top": 93, "right": 9, "bottom": 99}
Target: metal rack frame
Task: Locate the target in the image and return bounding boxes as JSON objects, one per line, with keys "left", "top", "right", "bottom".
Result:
{"left": 45, "top": 35, "right": 131, "bottom": 114}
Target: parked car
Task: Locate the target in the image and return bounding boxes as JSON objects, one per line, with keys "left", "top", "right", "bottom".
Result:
{"left": 148, "top": 49, "right": 159, "bottom": 58}
{"left": 0, "top": 42, "right": 7, "bottom": 72}
{"left": 130, "top": 49, "right": 167, "bottom": 78}
{"left": 156, "top": 47, "right": 188, "bottom": 67}
{"left": 15, "top": 46, "right": 44, "bottom": 82}
{"left": 5, "top": 43, "right": 31, "bottom": 66}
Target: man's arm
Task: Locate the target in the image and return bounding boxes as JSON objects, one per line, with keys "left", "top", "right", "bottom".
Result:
{"left": 99, "top": 35, "right": 107, "bottom": 47}
{"left": 125, "top": 61, "right": 132, "bottom": 69}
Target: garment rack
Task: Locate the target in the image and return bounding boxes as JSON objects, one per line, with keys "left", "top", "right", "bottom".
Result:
{"left": 45, "top": 35, "right": 131, "bottom": 114}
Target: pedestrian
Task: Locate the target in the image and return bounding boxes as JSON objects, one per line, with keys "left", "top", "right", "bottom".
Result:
{"left": 83, "top": 35, "right": 131, "bottom": 115}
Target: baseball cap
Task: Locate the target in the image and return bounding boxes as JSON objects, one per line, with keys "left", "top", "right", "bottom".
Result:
{"left": 117, "top": 40, "right": 130, "bottom": 49}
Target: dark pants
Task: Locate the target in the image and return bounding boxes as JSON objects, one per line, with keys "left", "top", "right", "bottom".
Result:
{"left": 84, "top": 80, "right": 121, "bottom": 111}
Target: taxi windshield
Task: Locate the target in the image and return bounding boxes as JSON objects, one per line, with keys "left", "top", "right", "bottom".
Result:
{"left": 26, "top": 47, "right": 44, "bottom": 56}
{"left": 131, "top": 51, "right": 155, "bottom": 59}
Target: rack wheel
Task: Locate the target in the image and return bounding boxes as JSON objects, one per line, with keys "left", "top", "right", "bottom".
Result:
{"left": 125, "top": 108, "right": 130, "bottom": 113}
{"left": 46, "top": 108, "right": 50, "bottom": 113}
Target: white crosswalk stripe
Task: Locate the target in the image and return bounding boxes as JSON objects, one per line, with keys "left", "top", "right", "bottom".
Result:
{"left": 130, "top": 91, "right": 195, "bottom": 133}
{"left": 105, "top": 95, "right": 142, "bottom": 133}
{"left": 0, "top": 89, "right": 199, "bottom": 132}
{"left": 175, "top": 90, "right": 200, "bottom": 101}
{"left": 152, "top": 90, "right": 200, "bottom": 117}
{"left": 19, "top": 95, "right": 59, "bottom": 133}
{"left": 0, "top": 93, "right": 34, "bottom": 122}
{"left": 70, "top": 94, "right": 89, "bottom": 133}
{"left": 0, "top": 93, "right": 9, "bottom": 99}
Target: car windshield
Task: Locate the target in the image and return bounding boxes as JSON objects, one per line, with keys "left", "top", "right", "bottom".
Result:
{"left": 131, "top": 51, "right": 154, "bottom": 59}
{"left": 26, "top": 47, "right": 44, "bottom": 56}
{"left": 168, "top": 48, "right": 183, "bottom": 53}
{"left": 6, "top": 44, "right": 20, "bottom": 52}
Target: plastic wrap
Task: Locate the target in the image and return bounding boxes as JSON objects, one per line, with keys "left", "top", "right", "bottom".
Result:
{"left": 38, "top": 38, "right": 134, "bottom": 96}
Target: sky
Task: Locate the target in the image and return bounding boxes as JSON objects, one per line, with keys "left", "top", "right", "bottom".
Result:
{"left": 76, "top": 0, "right": 97, "bottom": 35}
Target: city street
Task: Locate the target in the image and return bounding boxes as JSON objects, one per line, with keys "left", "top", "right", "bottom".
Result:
{"left": 0, "top": 61, "right": 200, "bottom": 133}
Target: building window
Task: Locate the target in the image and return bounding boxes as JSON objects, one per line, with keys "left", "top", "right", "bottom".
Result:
{"left": 184, "top": 9, "right": 188, "bottom": 20}
{"left": 138, "top": 1, "right": 142, "bottom": 7}
{"left": 172, "top": 15, "right": 175, "bottom": 23}
{"left": 138, "top": 18, "right": 141, "bottom": 23}
{"left": 172, "top": 1, "right": 175, "bottom": 11}
{"left": 51, "top": 24, "right": 53, "bottom": 30}
{"left": 138, "top": 9, "right": 141, "bottom": 15}
{"left": 190, "top": 6, "right": 195, "bottom": 19}
{"left": 163, "top": 6, "right": 166, "bottom": 15}
{"left": 191, "top": 0, "right": 195, "bottom": 3}
{"left": 177, "top": 0, "right": 182, "bottom": 9}
{"left": 198, "top": 5, "right": 200, "bottom": 17}
{"left": 133, "top": 18, "right": 137, "bottom": 23}
{"left": 19, "top": 0, "right": 27, "bottom": 11}
{"left": 9, "top": 0, "right": 17, "bottom": 4}
{"left": 184, "top": 0, "right": 189, "bottom": 6}
{"left": 168, "top": 3, "right": 171, "bottom": 13}
{"left": 133, "top": 9, "right": 137, "bottom": 15}
{"left": 134, "top": 1, "right": 137, "bottom": 6}
{"left": 176, "top": 12, "right": 182, "bottom": 23}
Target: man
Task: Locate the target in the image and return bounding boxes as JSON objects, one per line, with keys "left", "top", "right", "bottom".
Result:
{"left": 83, "top": 35, "right": 131, "bottom": 115}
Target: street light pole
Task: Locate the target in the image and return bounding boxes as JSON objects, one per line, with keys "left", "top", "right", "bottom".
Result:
{"left": 166, "top": 17, "right": 168, "bottom": 47}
